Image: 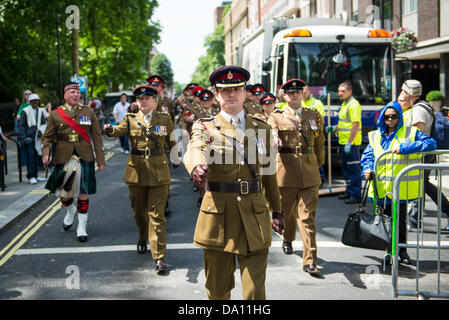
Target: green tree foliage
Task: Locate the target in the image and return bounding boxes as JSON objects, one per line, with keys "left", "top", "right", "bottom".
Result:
{"left": 0, "top": 0, "right": 161, "bottom": 103}
{"left": 150, "top": 53, "right": 174, "bottom": 89}
{"left": 191, "top": 4, "right": 229, "bottom": 87}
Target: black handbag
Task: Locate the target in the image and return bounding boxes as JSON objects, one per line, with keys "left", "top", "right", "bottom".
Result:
{"left": 341, "top": 180, "right": 392, "bottom": 251}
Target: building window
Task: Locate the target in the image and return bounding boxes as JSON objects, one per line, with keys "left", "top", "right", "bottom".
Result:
{"left": 373, "top": 0, "right": 392, "bottom": 29}
{"left": 352, "top": 0, "right": 358, "bottom": 22}
{"left": 402, "top": 0, "right": 418, "bottom": 15}
{"left": 310, "top": 0, "right": 317, "bottom": 16}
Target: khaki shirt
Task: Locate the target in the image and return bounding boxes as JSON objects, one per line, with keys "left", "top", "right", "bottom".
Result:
{"left": 183, "top": 112, "right": 281, "bottom": 255}
{"left": 42, "top": 104, "right": 105, "bottom": 165}
{"left": 108, "top": 110, "right": 177, "bottom": 186}
{"left": 267, "top": 107, "right": 325, "bottom": 189}
{"left": 156, "top": 95, "right": 175, "bottom": 122}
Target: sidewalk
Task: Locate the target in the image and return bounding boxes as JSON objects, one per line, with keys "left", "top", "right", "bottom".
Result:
{"left": 0, "top": 135, "right": 119, "bottom": 230}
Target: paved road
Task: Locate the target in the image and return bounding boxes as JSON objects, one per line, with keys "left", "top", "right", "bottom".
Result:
{"left": 0, "top": 142, "right": 448, "bottom": 301}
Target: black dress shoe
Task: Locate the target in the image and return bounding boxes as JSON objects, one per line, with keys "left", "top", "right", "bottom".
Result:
{"left": 137, "top": 240, "right": 147, "bottom": 254}
{"left": 155, "top": 259, "right": 168, "bottom": 274}
{"left": 282, "top": 241, "right": 293, "bottom": 254}
{"left": 345, "top": 197, "right": 361, "bottom": 204}
{"left": 303, "top": 264, "right": 320, "bottom": 275}
{"left": 399, "top": 250, "right": 411, "bottom": 265}
{"left": 63, "top": 223, "right": 72, "bottom": 231}
{"left": 77, "top": 235, "right": 88, "bottom": 243}
{"left": 338, "top": 193, "right": 350, "bottom": 200}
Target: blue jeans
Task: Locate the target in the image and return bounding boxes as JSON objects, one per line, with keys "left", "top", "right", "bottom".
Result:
{"left": 24, "top": 141, "right": 38, "bottom": 179}
{"left": 340, "top": 144, "right": 361, "bottom": 200}
{"left": 119, "top": 135, "right": 130, "bottom": 151}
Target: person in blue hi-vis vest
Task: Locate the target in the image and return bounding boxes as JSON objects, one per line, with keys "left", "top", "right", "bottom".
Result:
{"left": 361, "top": 101, "right": 436, "bottom": 265}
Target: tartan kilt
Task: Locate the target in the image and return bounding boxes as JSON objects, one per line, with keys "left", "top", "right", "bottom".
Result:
{"left": 45, "top": 158, "right": 96, "bottom": 195}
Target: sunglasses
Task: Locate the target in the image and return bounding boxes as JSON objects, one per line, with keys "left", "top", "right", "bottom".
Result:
{"left": 384, "top": 114, "right": 399, "bottom": 120}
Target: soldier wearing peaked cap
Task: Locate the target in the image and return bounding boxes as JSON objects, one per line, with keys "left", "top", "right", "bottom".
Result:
{"left": 267, "top": 78, "right": 325, "bottom": 276}
{"left": 183, "top": 66, "right": 284, "bottom": 300}
{"left": 103, "top": 85, "right": 179, "bottom": 275}
{"left": 147, "top": 74, "right": 175, "bottom": 123}
{"left": 259, "top": 92, "right": 277, "bottom": 120}
{"left": 42, "top": 81, "right": 105, "bottom": 243}
{"left": 243, "top": 84, "right": 262, "bottom": 116}
{"left": 199, "top": 89, "right": 220, "bottom": 117}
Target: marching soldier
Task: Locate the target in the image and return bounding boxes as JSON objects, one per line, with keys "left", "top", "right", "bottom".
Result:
{"left": 267, "top": 79, "right": 325, "bottom": 276}
{"left": 176, "top": 83, "right": 198, "bottom": 131}
{"left": 251, "top": 83, "right": 266, "bottom": 101}
{"left": 243, "top": 85, "right": 262, "bottom": 116}
{"left": 259, "top": 92, "right": 277, "bottom": 120}
{"left": 103, "top": 85, "right": 178, "bottom": 274}
{"left": 42, "top": 81, "right": 105, "bottom": 243}
{"left": 147, "top": 74, "right": 175, "bottom": 123}
{"left": 198, "top": 89, "right": 219, "bottom": 117}
{"left": 183, "top": 66, "right": 284, "bottom": 300}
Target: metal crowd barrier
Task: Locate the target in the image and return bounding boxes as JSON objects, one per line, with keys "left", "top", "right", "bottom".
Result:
{"left": 373, "top": 149, "right": 449, "bottom": 299}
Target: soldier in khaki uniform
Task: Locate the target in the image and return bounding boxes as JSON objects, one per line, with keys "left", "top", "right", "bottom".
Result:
{"left": 175, "top": 83, "right": 197, "bottom": 130}
{"left": 267, "top": 79, "right": 325, "bottom": 275}
{"left": 183, "top": 66, "right": 284, "bottom": 300}
{"left": 147, "top": 74, "right": 175, "bottom": 123}
{"left": 104, "top": 85, "right": 178, "bottom": 274}
{"left": 42, "top": 82, "right": 105, "bottom": 243}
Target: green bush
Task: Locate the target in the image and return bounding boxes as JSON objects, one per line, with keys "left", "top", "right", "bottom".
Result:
{"left": 426, "top": 90, "right": 445, "bottom": 101}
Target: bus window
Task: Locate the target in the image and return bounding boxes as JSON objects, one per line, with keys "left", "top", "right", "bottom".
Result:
{"left": 287, "top": 43, "right": 392, "bottom": 105}
{"left": 275, "top": 45, "right": 284, "bottom": 91}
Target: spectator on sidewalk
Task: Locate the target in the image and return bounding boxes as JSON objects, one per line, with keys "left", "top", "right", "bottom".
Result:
{"left": 0, "top": 126, "right": 10, "bottom": 144}
{"left": 17, "top": 90, "right": 32, "bottom": 167}
{"left": 399, "top": 80, "right": 449, "bottom": 230}
{"left": 113, "top": 93, "right": 130, "bottom": 154}
{"left": 19, "top": 94, "right": 48, "bottom": 185}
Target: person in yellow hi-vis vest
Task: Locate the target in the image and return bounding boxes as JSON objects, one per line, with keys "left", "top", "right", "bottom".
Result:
{"left": 326, "top": 81, "right": 362, "bottom": 204}
{"left": 361, "top": 101, "right": 436, "bottom": 265}
{"left": 301, "top": 85, "right": 325, "bottom": 117}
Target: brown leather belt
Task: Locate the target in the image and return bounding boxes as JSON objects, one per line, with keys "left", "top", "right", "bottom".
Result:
{"left": 131, "top": 148, "right": 163, "bottom": 157}
{"left": 279, "top": 146, "right": 313, "bottom": 154}
{"left": 207, "top": 180, "right": 261, "bottom": 195}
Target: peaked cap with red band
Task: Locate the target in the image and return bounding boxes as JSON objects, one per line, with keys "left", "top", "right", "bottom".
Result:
{"left": 192, "top": 86, "right": 205, "bottom": 97}
{"left": 132, "top": 85, "right": 157, "bottom": 98}
{"left": 281, "top": 79, "right": 306, "bottom": 92}
{"left": 199, "top": 89, "right": 213, "bottom": 101}
{"left": 146, "top": 74, "right": 165, "bottom": 86}
{"left": 209, "top": 66, "right": 250, "bottom": 88}
{"left": 184, "top": 83, "right": 199, "bottom": 92}
{"left": 251, "top": 84, "right": 266, "bottom": 95}
{"left": 259, "top": 92, "right": 276, "bottom": 105}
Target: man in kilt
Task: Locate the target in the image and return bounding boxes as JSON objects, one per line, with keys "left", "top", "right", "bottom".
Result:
{"left": 42, "top": 82, "right": 105, "bottom": 242}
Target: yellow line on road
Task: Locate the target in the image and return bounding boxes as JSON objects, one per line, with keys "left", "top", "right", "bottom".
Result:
{"left": 0, "top": 151, "right": 115, "bottom": 268}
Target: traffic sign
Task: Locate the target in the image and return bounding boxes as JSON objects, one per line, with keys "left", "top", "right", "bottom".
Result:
{"left": 71, "top": 75, "right": 88, "bottom": 92}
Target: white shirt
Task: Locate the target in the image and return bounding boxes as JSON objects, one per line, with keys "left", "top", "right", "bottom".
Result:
{"left": 113, "top": 101, "right": 130, "bottom": 123}
{"left": 219, "top": 109, "right": 245, "bottom": 131}
{"left": 407, "top": 103, "right": 434, "bottom": 137}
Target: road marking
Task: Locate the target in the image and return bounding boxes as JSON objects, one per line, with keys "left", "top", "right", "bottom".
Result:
{"left": 0, "top": 151, "right": 115, "bottom": 268}
{"left": 14, "top": 241, "right": 449, "bottom": 256}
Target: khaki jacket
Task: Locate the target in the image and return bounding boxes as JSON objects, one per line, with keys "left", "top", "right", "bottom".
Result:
{"left": 108, "top": 110, "right": 177, "bottom": 186}
{"left": 183, "top": 112, "right": 281, "bottom": 255}
{"left": 42, "top": 104, "right": 105, "bottom": 165}
{"left": 267, "top": 107, "right": 325, "bottom": 189}
{"left": 156, "top": 95, "right": 175, "bottom": 122}
{"left": 243, "top": 99, "right": 262, "bottom": 115}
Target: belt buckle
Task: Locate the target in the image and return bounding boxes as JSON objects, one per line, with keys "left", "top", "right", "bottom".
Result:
{"left": 68, "top": 134, "right": 79, "bottom": 142}
{"left": 295, "top": 146, "right": 302, "bottom": 155}
{"left": 240, "top": 181, "right": 249, "bottom": 195}
{"left": 145, "top": 148, "right": 151, "bottom": 159}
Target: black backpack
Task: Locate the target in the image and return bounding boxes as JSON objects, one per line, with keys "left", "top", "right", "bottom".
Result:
{"left": 414, "top": 101, "right": 449, "bottom": 149}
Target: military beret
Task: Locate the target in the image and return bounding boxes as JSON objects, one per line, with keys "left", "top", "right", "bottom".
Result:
{"left": 146, "top": 74, "right": 165, "bottom": 86}
{"left": 209, "top": 66, "right": 250, "bottom": 88}
{"left": 259, "top": 92, "right": 276, "bottom": 105}
{"left": 402, "top": 79, "right": 422, "bottom": 97}
{"left": 251, "top": 84, "right": 266, "bottom": 95}
{"left": 199, "top": 89, "right": 214, "bottom": 101}
{"left": 281, "top": 79, "right": 306, "bottom": 92}
{"left": 64, "top": 81, "right": 80, "bottom": 93}
{"left": 133, "top": 85, "right": 157, "bottom": 98}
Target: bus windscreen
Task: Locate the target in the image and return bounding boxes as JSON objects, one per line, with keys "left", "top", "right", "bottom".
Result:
{"left": 287, "top": 43, "right": 392, "bottom": 106}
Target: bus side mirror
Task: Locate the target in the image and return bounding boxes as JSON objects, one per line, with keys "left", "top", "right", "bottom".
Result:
{"left": 262, "top": 59, "right": 272, "bottom": 71}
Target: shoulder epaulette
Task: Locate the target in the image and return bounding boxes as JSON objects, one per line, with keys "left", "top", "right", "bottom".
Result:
{"left": 249, "top": 113, "right": 268, "bottom": 122}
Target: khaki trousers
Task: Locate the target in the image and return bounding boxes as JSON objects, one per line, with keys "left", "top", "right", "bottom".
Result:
{"left": 203, "top": 248, "right": 268, "bottom": 300}
{"left": 128, "top": 184, "right": 169, "bottom": 260}
{"left": 280, "top": 186, "right": 319, "bottom": 265}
